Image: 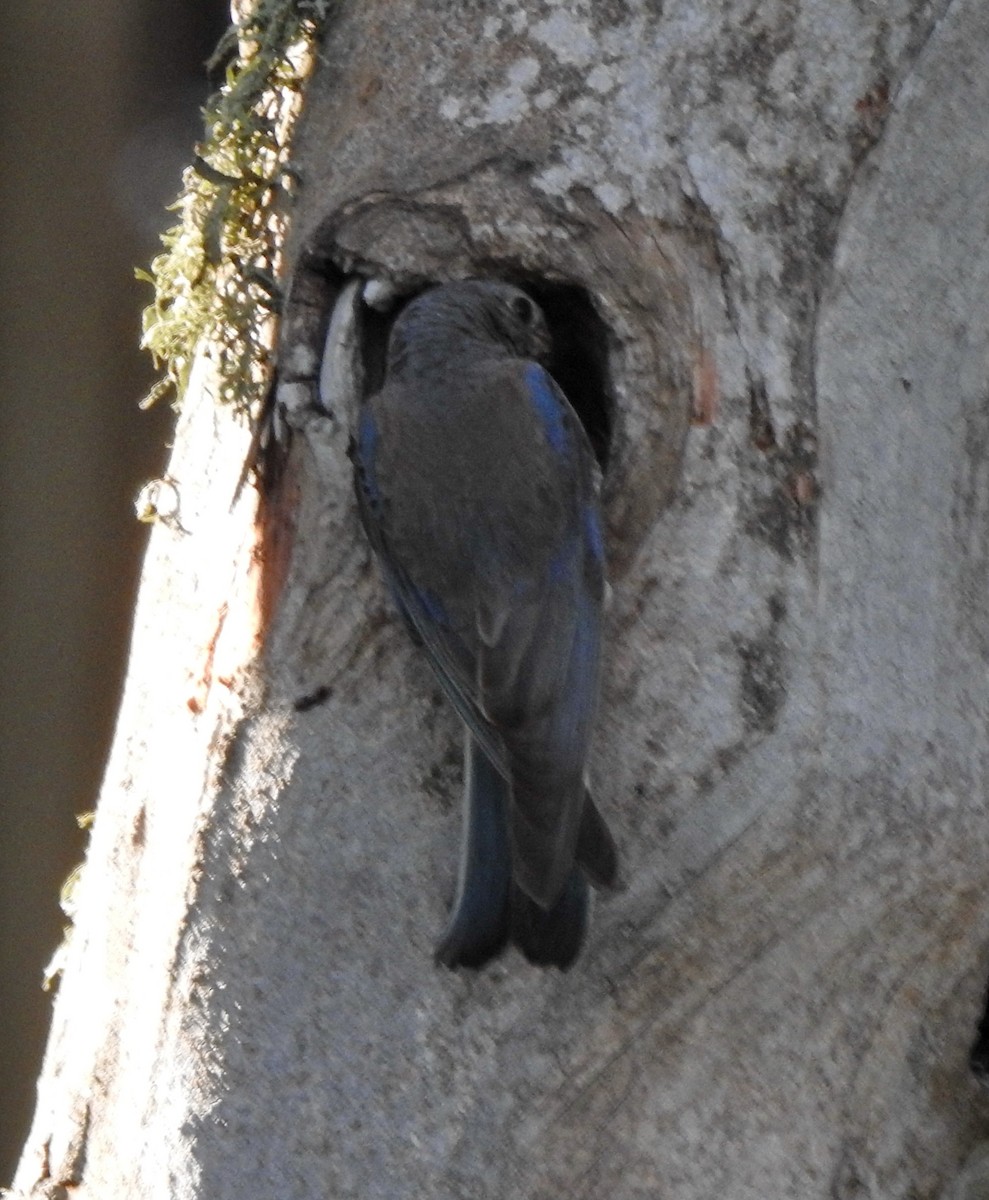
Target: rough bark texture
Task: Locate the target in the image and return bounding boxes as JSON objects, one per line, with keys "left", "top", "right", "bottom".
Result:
{"left": 12, "top": 1, "right": 989, "bottom": 1197}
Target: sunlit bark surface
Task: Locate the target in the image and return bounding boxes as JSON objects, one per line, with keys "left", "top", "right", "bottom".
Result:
{"left": 12, "top": 1, "right": 989, "bottom": 1197}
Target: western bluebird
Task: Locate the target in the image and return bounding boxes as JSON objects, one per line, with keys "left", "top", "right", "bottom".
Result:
{"left": 351, "top": 280, "right": 618, "bottom": 969}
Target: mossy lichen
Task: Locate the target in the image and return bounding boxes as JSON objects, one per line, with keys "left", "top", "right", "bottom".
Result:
{"left": 138, "top": 0, "right": 330, "bottom": 415}
{"left": 42, "top": 813, "right": 94, "bottom": 992}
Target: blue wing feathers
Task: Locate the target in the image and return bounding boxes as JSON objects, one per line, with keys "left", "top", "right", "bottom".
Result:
{"left": 356, "top": 408, "right": 381, "bottom": 505}
{"left": 583, "top": 503, "right": 604, "bottom": 563}
{"left": 523, "top": 362, "right": 568, "bottom": 454}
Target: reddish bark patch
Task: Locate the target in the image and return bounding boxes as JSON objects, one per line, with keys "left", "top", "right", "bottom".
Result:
{"left": 691, "top": 346, "right": 719, "bottom": 426}
{"left": 254, "top": 452, "right": 301, "bottom": 641}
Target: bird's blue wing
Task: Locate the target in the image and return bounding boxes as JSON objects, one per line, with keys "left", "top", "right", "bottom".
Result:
{"left": 468, "top": 362, "right": 609, "bottom": 907}
{"left": 477, "top": 547, "right": 603, "bottom": 907}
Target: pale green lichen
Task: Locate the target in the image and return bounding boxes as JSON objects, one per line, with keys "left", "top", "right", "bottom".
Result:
{"left": 138, "top": 0, "right": 330, "bottom": 415}
{"left": 42, "top": 813, "right": 94, "bottom": 992}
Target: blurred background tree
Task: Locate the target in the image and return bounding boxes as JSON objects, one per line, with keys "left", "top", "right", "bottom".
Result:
{"left": 0, "top": 1, "right": 228, "bottom": 1182}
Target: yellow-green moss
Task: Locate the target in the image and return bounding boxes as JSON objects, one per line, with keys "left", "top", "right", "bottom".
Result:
{"left": 42, "top": 814, "right": 94, "bottom": 992}
{"left": 138, "top": 0, "right": 330, "bottom": 415}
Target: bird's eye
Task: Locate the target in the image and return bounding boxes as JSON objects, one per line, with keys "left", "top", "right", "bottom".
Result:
{"left": 510, "top": 294, "right": 535, "bottom": 325}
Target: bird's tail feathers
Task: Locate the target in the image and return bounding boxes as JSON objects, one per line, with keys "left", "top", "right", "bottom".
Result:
{"left": 434, "top": 736, "right": 512, "bottom": 969}
{"left": 576, "top": 789, "right": 621, "bottom": 890}
{"left": 434, "top": 739, "right": 615, "bottom": 972}
{"left": 509, "top": 869, "right": 589, "bottom": 970}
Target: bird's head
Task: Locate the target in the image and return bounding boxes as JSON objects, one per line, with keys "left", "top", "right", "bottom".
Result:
{"left": 386, "top": 280, "right": 552, "bottom": 374}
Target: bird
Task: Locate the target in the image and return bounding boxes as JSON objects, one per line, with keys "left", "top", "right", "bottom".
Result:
{"left": 351, "top": 279, "right": 618, "bottom": 969}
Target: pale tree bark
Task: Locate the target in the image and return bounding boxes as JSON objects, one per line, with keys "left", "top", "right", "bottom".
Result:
{"left": 10, "top": 1, "right": 989, "bottom": 1198}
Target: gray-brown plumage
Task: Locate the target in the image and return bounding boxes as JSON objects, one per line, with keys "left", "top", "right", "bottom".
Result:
{"left": 352, "top": 280, "right": 617, "bottom": 969}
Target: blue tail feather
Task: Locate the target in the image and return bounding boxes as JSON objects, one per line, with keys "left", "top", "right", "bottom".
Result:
{"left": 435, "top": 735, "right": 592, "bottom": 971}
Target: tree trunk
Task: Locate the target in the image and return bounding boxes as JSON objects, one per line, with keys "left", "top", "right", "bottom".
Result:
{"left": 11, "top": 1, "right": 989, "bottom": 1197}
